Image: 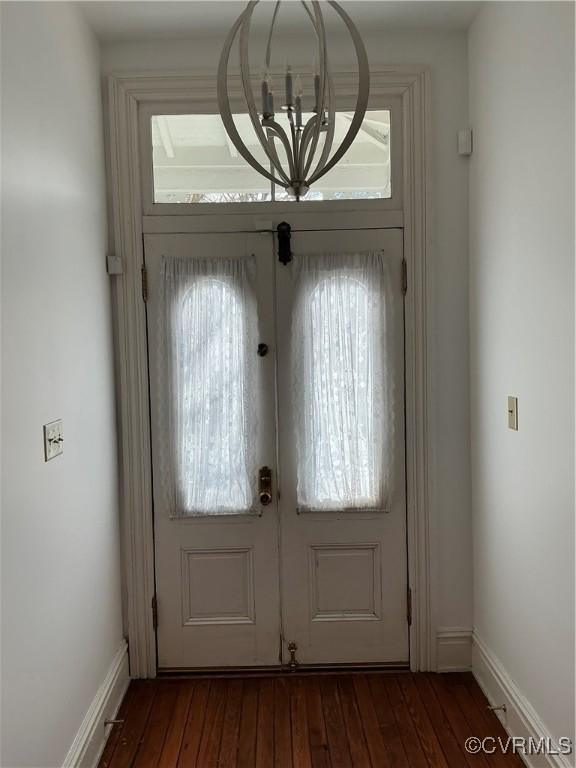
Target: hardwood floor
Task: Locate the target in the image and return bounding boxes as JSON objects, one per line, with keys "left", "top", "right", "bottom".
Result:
{"left": 99, "top": 672, "right": 523, "bottom": 768}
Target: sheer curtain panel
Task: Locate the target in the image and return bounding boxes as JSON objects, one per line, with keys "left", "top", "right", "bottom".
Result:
{"left": 292, "top": 251, "right": 395, "bottom": 512}
{"left": 158, "top": 255, "right": 258, "bottom": 516}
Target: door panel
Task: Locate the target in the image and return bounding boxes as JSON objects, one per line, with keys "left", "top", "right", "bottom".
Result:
{"left": 145, "top": 233, "right": 281, "bottom": 669}
{"left": 276, "top": 228, "right": 408, "bottom": 665}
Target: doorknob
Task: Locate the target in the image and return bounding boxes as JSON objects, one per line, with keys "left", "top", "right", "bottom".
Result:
{"left": 259, "top": 466, "right": 273, "bottom": 506}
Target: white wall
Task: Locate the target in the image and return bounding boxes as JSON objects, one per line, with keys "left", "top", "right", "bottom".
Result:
{"left": 469, "top": 0, "right": 574, "bottom": 744}
{"left": 101, "top": 26, "right": 473, "bottom": 651}
{"left": 1, "top": 3, "right": 124, "bottom": 765}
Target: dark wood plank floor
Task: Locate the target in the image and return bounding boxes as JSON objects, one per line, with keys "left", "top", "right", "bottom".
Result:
{"left": 99, "top": 672, "right": 523, "bottom": 768}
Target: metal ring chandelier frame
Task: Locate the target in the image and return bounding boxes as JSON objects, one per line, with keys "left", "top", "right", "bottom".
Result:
{"left": 217, "top": 0, "right": 370, "bottom": 201}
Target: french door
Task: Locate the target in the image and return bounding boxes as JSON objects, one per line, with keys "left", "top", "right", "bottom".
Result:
{"left": 145, "top": 226, "right": 408, "bottom": 671}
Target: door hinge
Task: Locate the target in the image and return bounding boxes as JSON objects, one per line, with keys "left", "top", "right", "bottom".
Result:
{"left": 141, "top": 264, "right": 148, "bottom": 302}
{"left": 152, "top": 594, "right": 158, "bottom": 630}
{"left": 401, "top": 257, "right": 408, "bottom": 296}
{"left": 407, "top": 587, "right": 412, "bottom": 626}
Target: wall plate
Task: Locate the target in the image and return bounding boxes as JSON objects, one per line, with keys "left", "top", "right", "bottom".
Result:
{"left": 457, "top": 128, "right": 473, "bottom": 156}
{"left": 43, "top": 419, "right": 63, "bottom": 461}
{"left": 507, "top": 397, "right": 518, "bottom": 431}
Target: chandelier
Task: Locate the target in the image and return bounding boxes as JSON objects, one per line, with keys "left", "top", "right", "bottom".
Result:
{"left": 217, "top": 1, "right": 369, "bottom": 201}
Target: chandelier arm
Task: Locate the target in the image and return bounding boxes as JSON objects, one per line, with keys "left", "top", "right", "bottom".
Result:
{"left": 299, "top": 0, "right": 326, "bottom": 132}
{"left": 301, "top": 115, "right": 322, "bottom": 182}
{"left": 302, "top": 0, "right": 326, "bottom": 182}
{"left": 299, "top": 1, "right": 316, "bottom": 29}
{"left": 304, "top": 3, "right": 334, "bottom": 176}
{"left": 306, "top": 3, "right": 335, "bottom": 178}
{"left": 286, "top": 111, "right": 303, "bottom": 183}
{"left": 264, "top": 0, "right": 281, "bottom": 70}
{"left": 308, "top": 0, "right": 370, "bottom": 185}
{"left": 300, "top": 115, "right": 320, "bottom": 168}
{"left": 294, "top": 123, "right": 307, "bottom": 180}
{"left": 299, "top": 0, "right": 331, "bottom": 179}
{"left": 239, "top": 3, "right": 289, "bottom": 181}
{"left": 308, "top": 68, "right": 336, "bottom": 178}
{"left": 217, "top": 4, "right": 281, "bottom": 186}
{"left": 264, "top": 130, "right": 292, "bottom": 187}
{"left": 315, "top": 1, "right": 329, "bottom": 120}
{"left": 304, "top": 67, "right": 335, "bottom": 178}
{"left": 262, "top": 120, "right": 296, "bottom": 182}
{"left": 295, "top": 127, "right": 305, "bottom": 182}
{"left": 302, "top": 116, "right": 321, "bottom": 180}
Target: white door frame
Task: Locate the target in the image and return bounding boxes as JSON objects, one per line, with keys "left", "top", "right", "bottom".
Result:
{"left": 106, "top": 67, "right": 434, "bottom": 678}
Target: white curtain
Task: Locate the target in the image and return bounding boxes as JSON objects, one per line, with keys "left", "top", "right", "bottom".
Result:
{"left": 158, "top": 255, "right": 258, "bottom": 516}
{"left": 292, "top": 251, "right": 394, "bottom": 511}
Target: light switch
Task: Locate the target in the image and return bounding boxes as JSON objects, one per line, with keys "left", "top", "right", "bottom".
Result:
{"left": 507, "top": 397, "right": 518, "bottom": 431}
{"left": 43, "top": 419, "right": 63, "bottom": 461}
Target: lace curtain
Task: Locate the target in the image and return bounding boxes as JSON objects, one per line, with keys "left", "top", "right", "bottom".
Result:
{"left": 158, "top": 255, "right": 258, "bottom": 516}
{"left": 292, "top": 251, "right": 394, "bottom": 511}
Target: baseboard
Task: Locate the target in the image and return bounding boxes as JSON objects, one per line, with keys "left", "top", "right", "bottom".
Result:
{"left": 472, "top": 632, "right": 573, "bottom": 768}
{"left": 436, "top": 626, "right": 473, "bottom": 671}
{"left": 63, "top": 639, "right": 130, "bottom": 768}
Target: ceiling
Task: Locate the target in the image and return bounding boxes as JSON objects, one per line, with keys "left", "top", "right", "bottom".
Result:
{"left": 80, "top": 1, "right": 483, "bottom": 43}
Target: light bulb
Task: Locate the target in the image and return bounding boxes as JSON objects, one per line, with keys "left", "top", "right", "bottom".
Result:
{"left": 294, "top": 75, "right": 303, "bottom": 98}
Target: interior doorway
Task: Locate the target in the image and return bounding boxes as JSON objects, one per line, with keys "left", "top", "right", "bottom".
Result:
{"left": 107, "top": 69, "right": 431, "bottom": 676}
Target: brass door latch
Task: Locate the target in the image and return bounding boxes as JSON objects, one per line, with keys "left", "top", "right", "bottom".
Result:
{"left": 287, "top": 641, "right": 299, "bottom": 671}
{"left": 259, "top": 466, "right": 273, "bottom": 506}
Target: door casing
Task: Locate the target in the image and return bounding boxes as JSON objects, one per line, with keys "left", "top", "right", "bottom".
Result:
{"left": 105, "top": 67, "right": 434, "bottom": 677}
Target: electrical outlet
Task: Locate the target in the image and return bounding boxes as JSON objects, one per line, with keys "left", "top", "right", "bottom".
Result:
{"left": 43, "top": 419, "right": 63, "bottom": 461}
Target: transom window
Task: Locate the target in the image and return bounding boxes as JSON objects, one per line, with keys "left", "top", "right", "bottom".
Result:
{"left": 151, "top": 110, "right": 391, "bottom": 204}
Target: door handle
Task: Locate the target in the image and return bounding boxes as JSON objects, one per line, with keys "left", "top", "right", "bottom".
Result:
{"left": 259, "top": 466, "right": 273, "bottom": 506}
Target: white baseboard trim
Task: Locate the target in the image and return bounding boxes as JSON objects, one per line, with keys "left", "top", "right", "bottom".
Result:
{"left": 436, "top": 626, "right": 473, "bottom": 672}
{"left": 63, "top": 639, "right": 130, "bottom": 768}
{"left": 472, "top": 632, "right": 573, "bottom": 768}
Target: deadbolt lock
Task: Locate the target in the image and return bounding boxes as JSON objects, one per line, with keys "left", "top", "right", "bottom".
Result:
{"left": 259, "top": 466, "right": 273, "bottom": 506}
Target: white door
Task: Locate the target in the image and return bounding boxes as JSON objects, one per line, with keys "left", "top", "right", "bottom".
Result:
{"left": 276, "top": 228, "right": 408, "bottom": 665}
{"left": 145, "top": 233, "right": 281, "bottom": 669}
{"left": 146, "top": 226, "right": 408, "bottom": 670}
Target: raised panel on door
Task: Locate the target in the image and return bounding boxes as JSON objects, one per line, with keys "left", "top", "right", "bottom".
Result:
{"left": 145, "top": 232, "right": 281, "bottom": 669}
{"left": 275, "top": 227, "right": 408, "bottom": 665}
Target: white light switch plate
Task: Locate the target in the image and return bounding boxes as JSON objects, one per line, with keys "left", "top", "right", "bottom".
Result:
{"left": 44, "top": 419, "right": 63, "bottom": 461}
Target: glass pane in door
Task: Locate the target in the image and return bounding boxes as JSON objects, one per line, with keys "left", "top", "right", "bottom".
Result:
{"left": 292, "top": 252, "right": 393, "bottom": 511}
{"left": 158, "top": 255, "right": 258, "bottom": 515}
